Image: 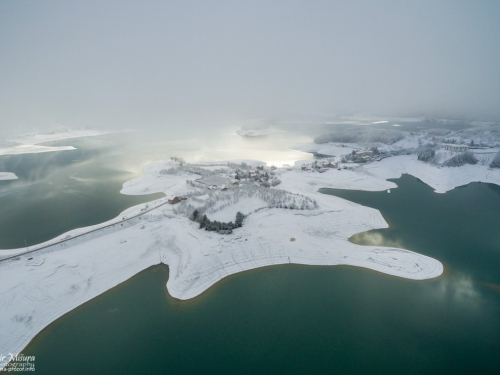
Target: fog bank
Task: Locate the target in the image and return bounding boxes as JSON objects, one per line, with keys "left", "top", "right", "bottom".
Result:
{"left": 1, "top": 0, "right": 499, "bottom": 132}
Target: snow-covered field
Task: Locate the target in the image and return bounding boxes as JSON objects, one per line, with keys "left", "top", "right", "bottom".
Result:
{"left": 290, "top": 152, "right": 500, "bottom": 194}
{"left": 369, "top": 155, "right": 500, "bottom": 193}
{"left": 0, "top": 157, "right": 447, "bottom": 366}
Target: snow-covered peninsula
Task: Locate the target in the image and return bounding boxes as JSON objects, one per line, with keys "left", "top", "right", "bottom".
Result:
{"left": 3, "top": 123, "right": 500, "bottom": 368}
{"left": 0, "top": 155, "right": 447, "bottom": 365}
{"left": 293, "top": 125, "right": 500, "bottom": 193}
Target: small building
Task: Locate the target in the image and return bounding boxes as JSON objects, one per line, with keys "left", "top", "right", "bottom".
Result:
{"left": 322, "top": 162, "right": 338, "bottom": 168}
{"left": 232, "top": 181, "right": 240, "bottom": 186}
{"left": 354, "top": 150, "right": 373, "bottom": 158}
{"left": 168, "top": 197, "right": 181, "bottom": 204}
{"left": 444, "top": 144, "right": 468, "bottom": 152}
{"left": 256, "top": 165, "right": 264, "bottom": 171}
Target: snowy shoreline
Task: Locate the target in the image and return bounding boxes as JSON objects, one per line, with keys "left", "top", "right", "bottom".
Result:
{"left": 2, "top": 143, "right": 500, "bottom": 367}
{"left": 291, "top": 142, "right": 500, "bottom": 193}
{"left": 0, "top": 156, "right": 450, "bottom": 367}
{"left": 0, "top": 128, "right": 111, "bottom": 156}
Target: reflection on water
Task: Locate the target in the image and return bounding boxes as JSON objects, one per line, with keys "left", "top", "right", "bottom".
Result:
{"left": 0, "top": 129, "right": 313, "bottom": 248}
{"left": 19, "top": 263, "right": 500, "bottom": 375}
{"left": 349, "top": 230, "right": 406, "bottom": 249}
{"left": 433, "top": 274, "right": 481, "bottom": 302}
{"left": 321, "top": 174, "right": 500, "bottom": 287}
{"left": 5, "top": 125, "right": 500, "bottom": 373}
{"left": 114, "top": 127, "right": 314, "bottom": 167}
{"left": 5, "top": 138, "right": 500, "bottom": 374}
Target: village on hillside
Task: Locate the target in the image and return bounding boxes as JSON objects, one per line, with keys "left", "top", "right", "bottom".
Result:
{"left": 157, "top": 125, "right": 500, "bottom": 235}
{"left": 160, "top": 158, "right": 316, "bottom": 234}
{"left": 296, "top": 125, "right": 500, "bottom": 169}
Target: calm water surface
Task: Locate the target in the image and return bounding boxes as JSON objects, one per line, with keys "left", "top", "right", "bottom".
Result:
{"left": 0, "top": 129, "right": 312, "bottom": 248}
{"left": 17, "top": 174, "right": 500, "bottom": 374}
{"left": 0, "top": 134, "right": 164, "bottom": 248}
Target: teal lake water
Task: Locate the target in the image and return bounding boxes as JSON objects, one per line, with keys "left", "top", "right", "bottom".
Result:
{"left": 0, "top": 130, "right": 311, "bottom": 249}
{"left": 0, "top": 135, "right": 171, "bottom": 249}
{"left": 15, "top": 174, "right": 500, "bottom": 374}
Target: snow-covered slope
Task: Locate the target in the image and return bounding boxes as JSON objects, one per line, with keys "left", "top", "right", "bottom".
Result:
{"left": 293, "top": 139, "right": 500, "bottom": 193}
{"left": 363, "top": 155, "right": 500, "bottom": 193}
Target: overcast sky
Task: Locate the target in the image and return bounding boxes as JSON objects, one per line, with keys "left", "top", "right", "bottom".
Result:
{"left": 1, "top": 0, "right": 499, "bottom": 132}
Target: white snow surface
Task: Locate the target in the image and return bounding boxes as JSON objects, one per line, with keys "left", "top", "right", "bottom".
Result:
{"left": 0, "top": 172, "right": 17, "bottom": 181}
{"left": 292, "top": 142, "right": 500, "bottom": 193}
{"left": 0, "top": 128, "right": 110, "bottom": 156}
{"left": 209, "top": 197, "right": 267, "bottom": 221}
{"left": 0, "top": 158, "right": 447, "bottom": 365}
{"left": 0, "top": 144, "right": 76, "bottom": 156}
{"left": 361, "top": 155, "right": 500, "bottom": 193}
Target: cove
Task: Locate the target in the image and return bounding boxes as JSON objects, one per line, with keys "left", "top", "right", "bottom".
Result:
{"left": 14, "top": 175, "right": 500, "bottom": 374}
{"left": 0, "top": 135, "right": 164, "bottom": 248}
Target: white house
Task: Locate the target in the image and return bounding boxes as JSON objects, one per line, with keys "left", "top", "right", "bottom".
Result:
{"left": 444, "top": 144, "right": 468, "bottom": 152}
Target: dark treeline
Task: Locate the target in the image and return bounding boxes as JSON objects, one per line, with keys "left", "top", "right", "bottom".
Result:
{"left": 491, "top": 150, "right": 500, "bottom": 168}
{"left": 314, "top": 128, "right": 405, "bottom": 145}
{"left": 190, "top": 210, "right": 245, "bottom": 234}
{"left": 443, "top": 151, "right": 478, "bottom": 167}
{"left": 417, "top": 144, "right": 436, "bottom": 162}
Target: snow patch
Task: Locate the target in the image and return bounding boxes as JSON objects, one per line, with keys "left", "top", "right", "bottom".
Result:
{"left": 0, "top": 172, "right": 17, "bottom": 181}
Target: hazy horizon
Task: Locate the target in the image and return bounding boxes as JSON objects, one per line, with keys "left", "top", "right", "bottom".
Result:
{"left": 1, "top": 0, "right": 500, "bottom": 133}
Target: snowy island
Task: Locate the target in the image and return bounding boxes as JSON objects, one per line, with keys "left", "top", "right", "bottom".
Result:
{"left": 235, "top": 124, "right": 285, "bottom": 137}
{"left": 2, "top": 122, "right": 500, "bottom": 368}
{"left": 0, "top": 172, "right": 17, "bottom": 181}
{"left": 0, "top": 126, "right": 110, "bottom": 157}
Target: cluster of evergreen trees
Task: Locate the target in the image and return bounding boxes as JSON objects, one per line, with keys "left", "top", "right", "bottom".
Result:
{"left": 491, "top": 151, "right": 500, "bottom": 168}
{"left": 443, "top": 151, "right": 478, "bottom": 167}
{"left": 190, "top": 210, "right": 245, "bottom": 234}
{"left": 314, "top": 128, "right": 404, "bottom": 145}
{"left": 417, "top": 144, "right": 436, "bottom": 162}
{"left": 174, "top": 184, "right": 317, "bottom": 218}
